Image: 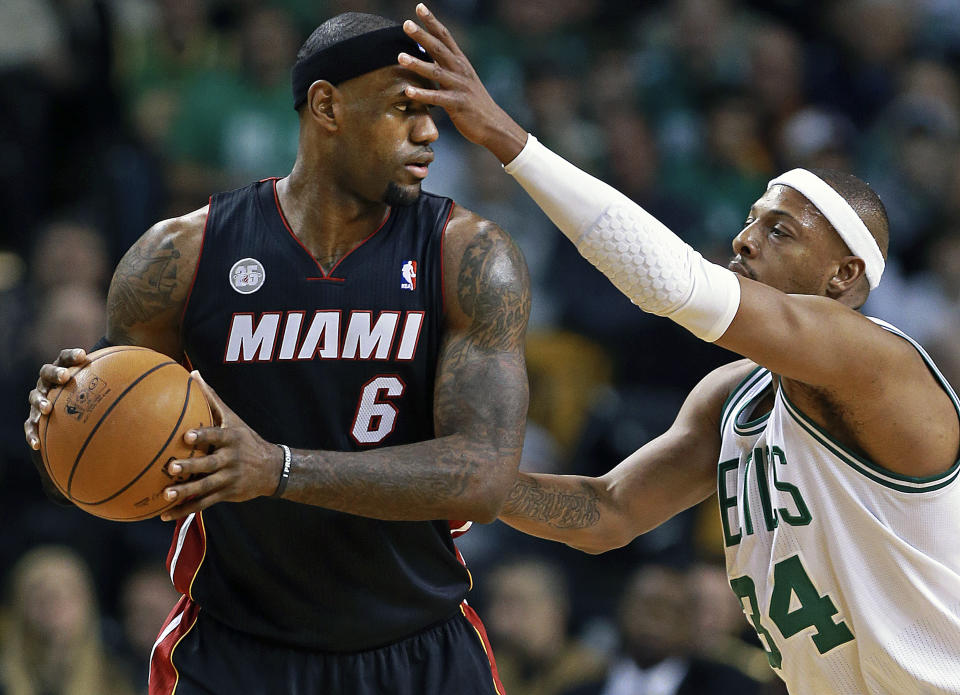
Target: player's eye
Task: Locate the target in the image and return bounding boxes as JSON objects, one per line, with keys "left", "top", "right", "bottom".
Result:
{"left": 742, "top": 218, "right": 754, "bottom": 229}
{"left": 395, "top": 102, "right": 410, "bottom": 112}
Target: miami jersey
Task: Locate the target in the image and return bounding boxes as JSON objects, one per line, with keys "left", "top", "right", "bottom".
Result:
{"left": 175, "top": 178, "right": 471, "bottom": 651}
{"left": 717, "top": 319, "right": 960, "bottom": 694}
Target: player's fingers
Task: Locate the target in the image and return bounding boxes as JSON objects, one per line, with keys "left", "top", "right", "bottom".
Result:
{"left": 167, "top": 451, "right": 221, "bottom": 478}
{"left": 191, "top": 370, "right": 233, "bottom": 427}
{"left": 401, "top": 19, "right": 453, "bottom": 66}
{"left": 414, "top": 4, "right": 465, "bottom": 59}
{"left": 39, "top": 363, "right": 85, "bottom": 390}
{"left": 403, "top": 84, "right": 458, "bottom": 109}
{"left": 54, "top": 348, "right": 87, "bottom": 367}
{"left": 161, "top": 471, "right": 227, "bottom": 513}
{"left": 24, "top": 417, "right": 40, "bottom": 450}
{"left": 28, "top": 388, "right": 53, "bottom": 415}
{"left": 39, "top": 364, "right": 67, "bottom": 389}
{"left": 398, "top": 50, "right": 439, "bottom": 80}
{"left": 183, "top": 425, "right": 231, "bottom": 448}
{"left": 160, "top": 488, "right": 225, "bottom": 521}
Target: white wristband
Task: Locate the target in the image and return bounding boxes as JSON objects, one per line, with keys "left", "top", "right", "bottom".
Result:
{"left": 504, "top": 135, "right": 741, "bottom": 342}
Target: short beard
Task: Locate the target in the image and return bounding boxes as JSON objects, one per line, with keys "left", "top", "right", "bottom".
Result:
{"left": 383, "top": 181, "right": 420, "bottom": 207}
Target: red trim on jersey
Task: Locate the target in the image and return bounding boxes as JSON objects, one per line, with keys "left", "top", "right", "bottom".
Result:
{"left": 148, "top": 595, "right": 200, "bottom": 695}
{"left": 166, "top": 511, "right": 207, "bottom": 600}
{"left": 460, "top": 602, "right": 506, "bottom": 695}
{"left": 178, "top": 199, "right": 211, "bottom": 333}
{"left": 448, "top": 519, "right": 472, "bottom": 539}
{"left": 306, "top": 276, "right": 346, "bottom": 282}
{"left": 181, "top": 351, "right": 194, "bottom": 372}
{"left": 439, "top": 202, "right": 455, "bottom": 316}
{"left": 271, "top": 178, "right": 391, "bottom": 279}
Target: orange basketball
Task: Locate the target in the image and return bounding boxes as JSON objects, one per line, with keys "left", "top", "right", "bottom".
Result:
{"left": 37, "top": 346, "right": 212, "bottom": 521}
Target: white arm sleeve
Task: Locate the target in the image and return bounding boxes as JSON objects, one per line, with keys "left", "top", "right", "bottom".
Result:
{"left": 504, "top": 134, "right": 741, "bottom": 342}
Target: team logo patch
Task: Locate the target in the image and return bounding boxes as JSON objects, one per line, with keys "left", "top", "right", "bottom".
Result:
{"left": 401, "top": 260, "right": 417, "bottom": 291}
{"left": 229, "top": 258, "right": 266, "bottom": 294}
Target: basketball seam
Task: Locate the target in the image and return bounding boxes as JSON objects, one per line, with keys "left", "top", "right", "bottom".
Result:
{"left": 42, "top": 347, "right": 150, "bottom": 497}
{"left": 98, "top": 376, "right": 199, "bottom": 520}
{"left": 66, "top": 360, "right": 179, "bottom": 500}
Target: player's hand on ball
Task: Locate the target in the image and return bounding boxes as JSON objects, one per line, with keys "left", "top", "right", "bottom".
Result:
{"left": 399, "top": 4, "right": 525, "bottom": 161}
{"left": 24, "top": 348, "right": 89, "bottom": 451}
{"left": 160, "top": 371, "right": 283, "bottom": 521}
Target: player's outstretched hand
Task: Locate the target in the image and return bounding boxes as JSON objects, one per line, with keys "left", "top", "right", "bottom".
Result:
{"left": 160, "top": 371, "right": 283, "bottom": 521}
{"left": 24, "top": 348, "right": 89, "bottom": 451}
{"left": 399, "top": 3, "right": 528, "bottom": 164}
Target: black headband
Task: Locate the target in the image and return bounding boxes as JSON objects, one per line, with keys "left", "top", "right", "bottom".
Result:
{"left": 292, "top": 26, "right": 432, "bottom": 110}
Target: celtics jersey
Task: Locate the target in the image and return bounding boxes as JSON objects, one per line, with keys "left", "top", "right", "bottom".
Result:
{"left": 717, "top": 319, "right": 960, "bottom": 694}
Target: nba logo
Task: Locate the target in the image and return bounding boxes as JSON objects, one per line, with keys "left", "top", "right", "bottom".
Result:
{"left": 401, "top": 260, "right": 417, "bottom": 291}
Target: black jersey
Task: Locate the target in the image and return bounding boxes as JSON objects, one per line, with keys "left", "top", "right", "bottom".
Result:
{"left": 172, "top": 178, "right": 471, "bottom": 651}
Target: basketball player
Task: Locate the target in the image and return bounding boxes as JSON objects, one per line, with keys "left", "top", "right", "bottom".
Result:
{"left": 396, "top": 5, "right": 960, "bottom": 693}
{"left": 23, "top": 12, "right": 530, "bottom": 695}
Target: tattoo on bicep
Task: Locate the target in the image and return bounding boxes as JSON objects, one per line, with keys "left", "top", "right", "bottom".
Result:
{"left": 503, "top": 477, "right": 601, "bottom": 528}
{"left": 457, "top": 227, "right": 531, "bottom": 352}
{"left": 108, "top": 238, "right": 182, "bottom": 328}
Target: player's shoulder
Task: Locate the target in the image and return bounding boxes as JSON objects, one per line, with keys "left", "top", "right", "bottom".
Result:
{"left": 441, "top": 203, "right": 529, "bottom": 278}
{"left": 132, "top": 204, "right": 209, "bottom": 262}
{"left": 443, "top": 203, "right": 511, "bottom": 247}
{"left": 691, "top": 359, "right": 762, "bottom": 417}
{"left": 439, "top": 203, "right": 530, "bottom": 330}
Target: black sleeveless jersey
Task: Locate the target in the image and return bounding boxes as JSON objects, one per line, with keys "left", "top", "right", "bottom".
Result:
{"left": 173, "top": 178, "right": 471, "bottom": 651}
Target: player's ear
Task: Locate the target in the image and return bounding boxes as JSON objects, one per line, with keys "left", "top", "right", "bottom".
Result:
{"left": 827, "top": 256, "right": 865, "bottom": 298}
{"left": 306, "top": 80, "right": 338, "bottom": 131}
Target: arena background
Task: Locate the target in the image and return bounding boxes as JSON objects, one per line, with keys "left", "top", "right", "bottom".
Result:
{"left": 2, "top": 0, "right": 958, "bottom": 693}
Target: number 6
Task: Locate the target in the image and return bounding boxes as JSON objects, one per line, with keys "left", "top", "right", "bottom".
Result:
{"left": 350, "top": 376, "right": 406, "bottom": 445}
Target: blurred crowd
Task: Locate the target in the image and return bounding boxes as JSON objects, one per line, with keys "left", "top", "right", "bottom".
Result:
{"left": 2, "top": 0, "right": 960, "bottom": 692}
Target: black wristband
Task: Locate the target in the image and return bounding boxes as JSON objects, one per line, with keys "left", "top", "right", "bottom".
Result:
{"left": 273, "top": 444, "right": 292, "bottom": 497}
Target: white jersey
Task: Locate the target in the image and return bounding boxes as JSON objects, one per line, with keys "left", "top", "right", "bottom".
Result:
{"left": 718, "top": 319, "right": 960, "bottom": 694}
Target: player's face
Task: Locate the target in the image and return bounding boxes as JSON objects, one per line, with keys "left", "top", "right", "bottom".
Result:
{"left": 729, "top": 185, "right": 851, "bottom": 295}
{"left": 337, "top": 67, "right": 439, "bottom": 206}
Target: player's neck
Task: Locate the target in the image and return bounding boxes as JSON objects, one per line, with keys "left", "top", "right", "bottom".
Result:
{"left": 277, "top": 168, "right": 389, "bottom": 267}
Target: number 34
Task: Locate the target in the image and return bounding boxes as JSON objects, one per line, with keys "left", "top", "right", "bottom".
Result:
{"left": 729, "top": 554, "right": 855, "bottom": 669}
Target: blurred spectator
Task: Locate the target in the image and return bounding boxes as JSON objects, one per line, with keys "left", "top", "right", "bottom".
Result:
{"left": 566, "top": 564, "right": 764, "bottom": 695}
{"left": 28, "top": 220, "right": 111, "bottom": 297}
{"left": 0, "top": 546, "right": 134, "bottom": 695}
{"left": 116, "top": 564, "right": 180, "bottom": 693}
{"left": 166, "top": 5, "right": 301, "bottom": 202}
{"left": 484, "top": 558, "right": 608, "bottom": 695}
{"left": 776, "top": 107, "right": 856, "bottom": 172}
{"left": 687, "top": 562, "right": 780, "bottom": 687}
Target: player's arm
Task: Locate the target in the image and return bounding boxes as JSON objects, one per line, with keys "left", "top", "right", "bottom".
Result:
{"left": 499, "top": 362, "right": 745, "bottom": 554}
{"left": 23, "top": 209, "right": 205, "bottom": 501}
{"left": 400, "top": 7, "right": 953, "bottom": 455}
{"left": 102, "top": 208, "right": 207, "bottom": 358}
{"left": 160, "top": 208, "right": 530, "bottom": 523}
{"left": 25, "top": 209, "right": 205, "bottom": 439}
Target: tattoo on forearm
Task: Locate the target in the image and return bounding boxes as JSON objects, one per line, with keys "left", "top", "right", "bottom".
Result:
{"left": 503, "top": 477, "right": 601, "bottom": 529}
{"left": 281, "top": 224, "right": 532, "bottom": 520}
{"left": 108, "top": 238, "right": 182, "bottom": 330}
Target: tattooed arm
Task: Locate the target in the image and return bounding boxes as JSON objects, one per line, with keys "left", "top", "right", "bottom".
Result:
{"left": 161, "top": 207, "right": 531, "bottom": 523}
{"left": 25, "top": 208, "right": 205, "bottom": 454}
{"left": 500, "top": 360, "right": 754, "bottom": 553}
{"left": 105, "top": 207, "right": 207, "bottom": 358}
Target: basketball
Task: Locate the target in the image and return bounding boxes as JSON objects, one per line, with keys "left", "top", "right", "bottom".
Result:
{"left": 37, "top": 346, "right": 213, "bottom": 521}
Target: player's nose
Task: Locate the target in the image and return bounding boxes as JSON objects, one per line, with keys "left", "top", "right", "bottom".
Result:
{"left": 732, "top": 222, "right": 761, "bottom": 258}
{"left": 412, "top": 111, "right": 439, "bottom": 145}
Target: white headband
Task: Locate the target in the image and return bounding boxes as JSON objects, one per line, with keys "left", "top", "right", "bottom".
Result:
{"left": 767, "top": 168, "right": 884, "bottom": 289}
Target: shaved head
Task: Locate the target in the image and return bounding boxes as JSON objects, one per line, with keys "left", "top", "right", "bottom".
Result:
{"left": 806, "top": 168, "right": 889, "bottom": 261}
